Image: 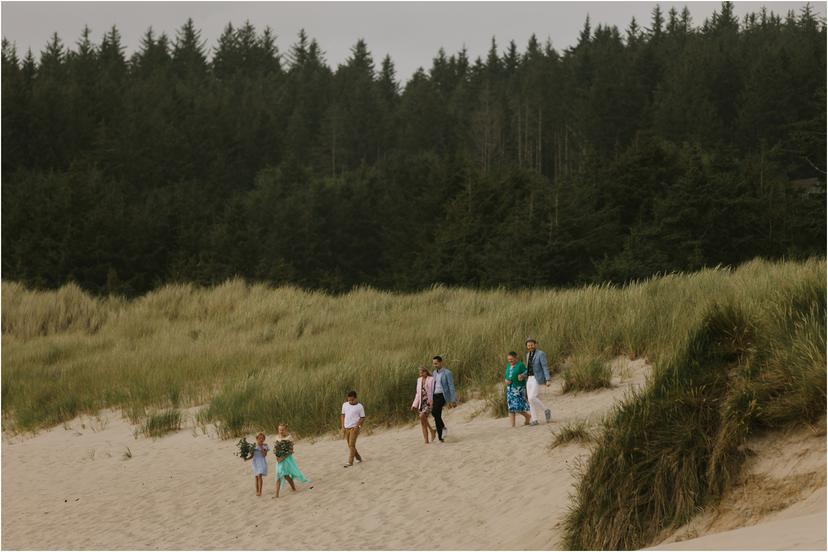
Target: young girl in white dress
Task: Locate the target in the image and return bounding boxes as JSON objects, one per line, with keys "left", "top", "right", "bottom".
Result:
{"left": 246, "top": 432, "right": 269, "bottom": 496}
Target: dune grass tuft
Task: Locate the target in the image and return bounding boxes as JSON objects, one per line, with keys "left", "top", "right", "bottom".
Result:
{"left": 562, "top": 274, "right": 827, "bottom": 550}
{"left": 549, "top": 420, "right": 595, "bottom": 449}
{"left": 140, "top": 409, "right": 182, "bottom": 438}
{"left": 561, "top": 357, "right": 613, "bottom": 393}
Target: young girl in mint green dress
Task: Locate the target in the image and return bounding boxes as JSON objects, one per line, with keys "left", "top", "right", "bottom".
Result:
{"left": 274, "top": 423, "right": 308, "bottom": 498}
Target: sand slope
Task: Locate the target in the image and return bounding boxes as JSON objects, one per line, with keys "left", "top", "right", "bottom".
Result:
{"left": 2, "top": 359, "right": 648, "bottom": 550}
{"left": 650, "top": 511, "right": 826, "bottom": 550}
{"left": 2, "top": 358, "right": 824, "bottom": 550}
{"left": 651, "top": 422, "right": 827, "bottom": 551}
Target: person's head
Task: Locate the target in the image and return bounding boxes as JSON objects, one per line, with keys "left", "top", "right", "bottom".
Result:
{"left": 255, "top": 432, "right": 265, "bottom": 445}
{"left": 507, "top": 351, "right": 518, "bottom": 365}
{"left": 432, "top": 355, "right": 443, "bottom": 369}
{"left": 347, "top": 390, "right": 358, "bottom": 405}
{"left": 526, "top": 338, "right": 537, "bottom": 352}
{"left": 418, "top": 366, "right": 431, "bottom": 378}
{"left": 277, "top": 423, "right": 288, "bottom": 437}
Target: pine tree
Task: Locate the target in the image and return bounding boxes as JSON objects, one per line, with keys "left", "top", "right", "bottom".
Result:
{"left": 172, "top": 18, "right": 207, "bottom": 79}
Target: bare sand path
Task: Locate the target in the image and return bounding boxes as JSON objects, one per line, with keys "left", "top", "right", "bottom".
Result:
{"left": 1, "top": 360, "right": 647, "bottom": 550}
{"left": 3, "top": 358, "right": 824, "bottom": 550}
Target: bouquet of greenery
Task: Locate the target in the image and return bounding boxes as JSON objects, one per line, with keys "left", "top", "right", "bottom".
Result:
{"left": 273, "top": 439, "right": 293, "bottom": 459}
{"left": 236, "top": 437, "right": 256, "bottom": 460}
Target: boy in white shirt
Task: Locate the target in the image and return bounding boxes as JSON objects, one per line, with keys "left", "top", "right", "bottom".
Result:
{"left": 340, "top": 390, "right": 366, "bottom": 467}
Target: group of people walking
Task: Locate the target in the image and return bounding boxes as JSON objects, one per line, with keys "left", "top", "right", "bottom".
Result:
{"left": 245, "top": 338, "right": 553, "bottom": 496}
{"left": 411, "top": 339, "right": 552, "bottom": 443}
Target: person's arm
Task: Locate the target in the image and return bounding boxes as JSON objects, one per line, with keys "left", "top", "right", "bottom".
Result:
{"left": 540, "top": 352, "right": 551, "bottom": 385}
{"left": 358, "top": 404, "right": 366, "bottom": 428}
{"left": 262, "top": 444, "right": 268, "bottom": 458}
{"left": 412, "top": 378, "right": 420, "bottom": 410}
{"left": 504, "top": 365, "right": 511, "bottom": 385}
{"left": 340, "top": 412, "right": 346, "bottom": 437}
{"left": 447, "top": 370, "right": 457, "bottom": 406}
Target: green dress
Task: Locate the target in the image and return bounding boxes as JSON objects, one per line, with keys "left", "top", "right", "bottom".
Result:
{"left": 504, "top": 362, "right": 530, "bottom": 413}
{"left": 274, "top": 436, "right": 309, "bottom": 483}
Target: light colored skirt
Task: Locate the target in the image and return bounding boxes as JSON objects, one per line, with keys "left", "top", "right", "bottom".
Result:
{"left": 251, "top": 455, "right": 268, "bottom": 476}
{"left": 276, "top": 454, "right": 308, "bottom": 483}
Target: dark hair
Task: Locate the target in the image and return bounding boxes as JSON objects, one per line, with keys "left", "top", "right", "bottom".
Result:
{"left": 347, "top": 390, "right": 357, "bottom": 398}
{"left": 507, "top": 351, "right": 518, "bottom": 357}
{"left": 432, "top": 355, "right": 443, "bottom": 362}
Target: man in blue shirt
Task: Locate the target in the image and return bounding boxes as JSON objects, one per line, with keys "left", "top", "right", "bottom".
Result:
{"left": 430, "top": 355, "right": 457, "bottom": 442}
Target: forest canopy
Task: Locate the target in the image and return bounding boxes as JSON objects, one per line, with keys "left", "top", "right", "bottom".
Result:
{"left": 2, "top": 2, "right": 825, "bottom": 295}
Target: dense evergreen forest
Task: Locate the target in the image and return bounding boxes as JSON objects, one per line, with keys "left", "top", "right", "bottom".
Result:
{"left": 2, "top": 2, "right": 825, "bottom": 296}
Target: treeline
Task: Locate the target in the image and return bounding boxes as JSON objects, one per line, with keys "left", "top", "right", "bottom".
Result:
{"left": 2, "top": 2, "right": 825, "bottom": 295}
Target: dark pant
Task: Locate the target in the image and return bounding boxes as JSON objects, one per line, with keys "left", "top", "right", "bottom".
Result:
{"left": 432, "top": 393, "right": 446, "bottom": 438}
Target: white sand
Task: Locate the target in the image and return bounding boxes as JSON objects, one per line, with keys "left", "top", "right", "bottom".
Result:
{"left": 652, "top": 422, "right": 827, "bottom": 551}
{"left": 2, "top": 358, "right": 824, "bottom": 550}
{"left": 650, "top": 511, "right": 826, "bottom": 550}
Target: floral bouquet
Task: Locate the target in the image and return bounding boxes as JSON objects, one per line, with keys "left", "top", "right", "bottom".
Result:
{"left": 274, "top": 439, "right": 293, "bottom": 459}
{"left": 236, "top": 437, "right": 256, "bottom": 460}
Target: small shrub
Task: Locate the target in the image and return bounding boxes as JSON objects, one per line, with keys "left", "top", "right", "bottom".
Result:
{"left": 550, "top": 420, "right": 595, "bottom": 449}
{"left": 562, "top": 358, "right": 613, "bottom": 393}
{"left": 486, "top": 386, "right": 509, "bottom": 417}
{"left": 140, "top": 409, "right": 182, "bottom": 438}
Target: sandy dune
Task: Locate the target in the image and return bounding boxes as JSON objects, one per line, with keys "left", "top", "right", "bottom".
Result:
{"left": 651, "top": 511, "right": 826, "bottom": 550}
{"left": 2, "top": 357, "right": 824, "bottom": 550}
{"left": 653, "top": 421, "right": 827, "bottom": 550}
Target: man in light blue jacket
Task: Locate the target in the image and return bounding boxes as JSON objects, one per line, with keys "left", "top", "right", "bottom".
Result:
{"left": 431, "top": 355, "right": 457, "bottom": 442}
{"left": 525, "top": 338, "right": 552, "bottom": 425}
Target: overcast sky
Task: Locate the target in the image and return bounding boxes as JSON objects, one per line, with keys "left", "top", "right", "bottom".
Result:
{"left": 2, "top": 2, "right": 823, "bottom": 80}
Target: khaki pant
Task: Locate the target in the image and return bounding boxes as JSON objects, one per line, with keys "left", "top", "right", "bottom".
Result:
{"left": 344, "top": 427, "right": 362, "bottom": 464}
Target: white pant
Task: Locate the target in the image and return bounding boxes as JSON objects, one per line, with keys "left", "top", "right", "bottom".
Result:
{"left": 527, "top": 375, "right": 548, "bottom": 422}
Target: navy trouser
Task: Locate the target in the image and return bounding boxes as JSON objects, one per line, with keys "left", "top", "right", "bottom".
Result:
{"left": 432, "top": 393, "right": 446, "bottom": 437}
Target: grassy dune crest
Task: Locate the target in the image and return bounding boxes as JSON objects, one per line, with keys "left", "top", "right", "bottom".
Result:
{"left": 563, "top": 274, "right": 826, "bottom": 550}
{"left": 1, "top": 258, "right": 824, "bottom": 443}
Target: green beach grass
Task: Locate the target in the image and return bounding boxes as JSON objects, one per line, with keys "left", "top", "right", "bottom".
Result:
{"left": 2, "top": 257, "right": 823, "bottom": 439}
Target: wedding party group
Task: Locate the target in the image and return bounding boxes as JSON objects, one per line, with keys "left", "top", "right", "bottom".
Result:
{"left": 411, "top": 338, "right": 553, "bottom": 442}
{"left": 244, "top": 338, "right": 553, "bottom": 496}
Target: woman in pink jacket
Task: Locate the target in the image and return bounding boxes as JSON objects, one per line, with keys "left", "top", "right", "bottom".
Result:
{"left": 411, "top": 366, "right": 437, "bottom": 444}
